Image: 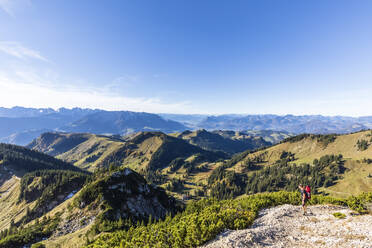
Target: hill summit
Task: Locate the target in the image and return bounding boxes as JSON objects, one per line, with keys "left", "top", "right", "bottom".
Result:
{"left": 171, "top": 129, "right": 271, "bottom": 154}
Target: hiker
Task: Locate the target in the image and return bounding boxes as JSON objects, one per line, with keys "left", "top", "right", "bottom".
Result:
{"left": 298, "top": 184, "right": 310, "bottom": 215}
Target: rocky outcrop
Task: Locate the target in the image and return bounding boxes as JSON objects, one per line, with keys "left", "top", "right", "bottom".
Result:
{"left": 51, "top": 211, "right": 96, "bottom": 238}
{"left": 201, "top": 204, "right": 372, "bottom": 248}
{"left": 77, "top": 168, "right": 182, "bottom": 222}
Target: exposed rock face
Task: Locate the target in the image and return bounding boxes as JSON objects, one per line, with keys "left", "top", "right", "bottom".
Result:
{"left": 78, "top": 168, "right": 181, "bottom": 222}
{"left": 51, "top": 211, "right": 96, "bottom": 239}
{"left": 201, "top": 204, "right": 372, "bottom": 248}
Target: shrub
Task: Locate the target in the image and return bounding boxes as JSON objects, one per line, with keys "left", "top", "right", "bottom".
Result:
{"left": 333, "top": 212, "right": 346, "bottom": 219}
{"left": 357, "top": 139, "right": 369, "bottom": 151}
{"left": 84, "top": 191, "right": 372, "bottom": 248}
{"left": 31, "top": 243, "right": 46, "bottom": 248}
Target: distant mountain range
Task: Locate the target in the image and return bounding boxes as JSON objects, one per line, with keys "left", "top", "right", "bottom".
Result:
{"left": 62, "top": 111, "right": 187, "bottom": 134}
{"left": 0, "top": 107, "right": 187, "bottom": 145}
{"left": 1, "top": 106, "right": 372, "bottom": 146}
{"left": 0, "top": 106, "right": 100, "bottom": 118}
{"left": 162, "top": 114, "right": 372, "bottom": 134}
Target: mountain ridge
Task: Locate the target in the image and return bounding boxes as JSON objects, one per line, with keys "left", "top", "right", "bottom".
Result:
{"left": 0, "top": 108, "right": 188, "bottom": 146}
{"left": 0, "top": 144, "right": 182, "bottom": 248}
{"left": 62, "top": 110, "right": 187, "bottom": 135}
{"left": 2, "top": 106, "right": 372, "bottom": 146}
{"left": 170, "top": 129, "right": 272, "bottom": 154}
{"left": 27, "top": 129, "right": 372, "bottom": 202}
{"left": 0, "top": 129, "right": 371, "bottom": 247}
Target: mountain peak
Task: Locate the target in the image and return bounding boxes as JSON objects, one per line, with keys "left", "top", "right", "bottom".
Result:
{"left": 76, "top": 167, "right": 181, "bottom": 222}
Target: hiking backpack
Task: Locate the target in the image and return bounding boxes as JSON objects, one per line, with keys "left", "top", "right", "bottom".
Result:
{"left": 305, "top": 185, "right": 311, "bottom": 199}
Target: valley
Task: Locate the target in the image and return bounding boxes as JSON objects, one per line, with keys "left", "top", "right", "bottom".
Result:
{"left": 0, "top": 127, "right": 371, "bottom": 247}
{"left": 2, "top": 1, "right": 372, "bottom": 246}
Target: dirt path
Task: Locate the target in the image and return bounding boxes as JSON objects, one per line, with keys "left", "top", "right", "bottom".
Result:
{"left": 200, "top": 204, "right": 372, "bottom": 248}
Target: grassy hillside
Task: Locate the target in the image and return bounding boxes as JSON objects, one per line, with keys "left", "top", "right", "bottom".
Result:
{"left": 0, "top": 143, "right": 89, "bottom": 246}
{"left": 18, "top": 170, "right": 88, "bottom": 223}
{"left": 27, "top": 132, "right": 92, "bottom": 156}
{"left": 28, "top": 130, "right": 372, "bottom": 200}
{"left": 0, "top": 176, "right": 32, "bottom": 231}
{"left": 29, "top": 132, "right": 227, "bottom": 198}
{"left": 0, "top": 143, "right": 81, "bottom": 175}
{"left": 212, "top": 130, "right": 372, "bottom": 198}
{"left": 1, "top": 130, "right": 371, "bottom": 247}
{"left": 28, "top": 132, "right": 126, "bottom": 171}
{"left": 238, "top": 131, "right": 372, "bottom": 165}
{"left": 0, "top": 167, "right": 182, "bottom": 248}
{"left": 30, "top": 130, "right": 287, "bottom": 173}
{"left": 320, "top": 159, "right": 372, "bottom": 198}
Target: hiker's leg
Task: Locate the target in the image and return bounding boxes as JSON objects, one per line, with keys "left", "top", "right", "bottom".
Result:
{"left": 303, "top": 198, "right": 308, "bottom": 214}
{"left": 302, "top": 200, "right": 305, "bottom": 213}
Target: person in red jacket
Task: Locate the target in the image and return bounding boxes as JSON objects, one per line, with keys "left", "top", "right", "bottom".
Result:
{"left": 298, "top": 184, "right": 309, "bottom": 215}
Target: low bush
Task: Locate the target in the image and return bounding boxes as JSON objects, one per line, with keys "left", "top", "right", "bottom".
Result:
{"left": 85, "top": 191, "right": 372, "bottom": 248}
{"left": 333, "top": 212, "right": 346, "bottom": 219}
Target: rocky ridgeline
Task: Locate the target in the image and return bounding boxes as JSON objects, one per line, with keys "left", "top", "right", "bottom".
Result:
{"left": 50, "top": 168, "right": 181, "bottom": 240}
{"left": 201, "top": 204, "right": 372, "bottom": 248}
{"left": 77, "top": 168, "right": 181, "bottom": 222}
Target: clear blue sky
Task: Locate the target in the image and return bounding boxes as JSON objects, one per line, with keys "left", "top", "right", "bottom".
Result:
{"left": 0, "top": 0, "right": 371, "bottom": 115}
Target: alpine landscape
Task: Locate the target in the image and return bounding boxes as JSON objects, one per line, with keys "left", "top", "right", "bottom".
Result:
{"left": 0, "top": 1, "right": 371, "bottom": 247}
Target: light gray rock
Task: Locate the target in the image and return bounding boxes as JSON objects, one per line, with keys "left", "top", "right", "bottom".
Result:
{"left": 200, "top": 204, "right": 372, "bottom": 248}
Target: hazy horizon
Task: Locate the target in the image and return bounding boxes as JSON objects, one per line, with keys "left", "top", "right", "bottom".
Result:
{"left": 1, "top": 1, "right": 371, "bottom": 116}
{"left": 2, "top": 105, "right": 372, "bottom": 118}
